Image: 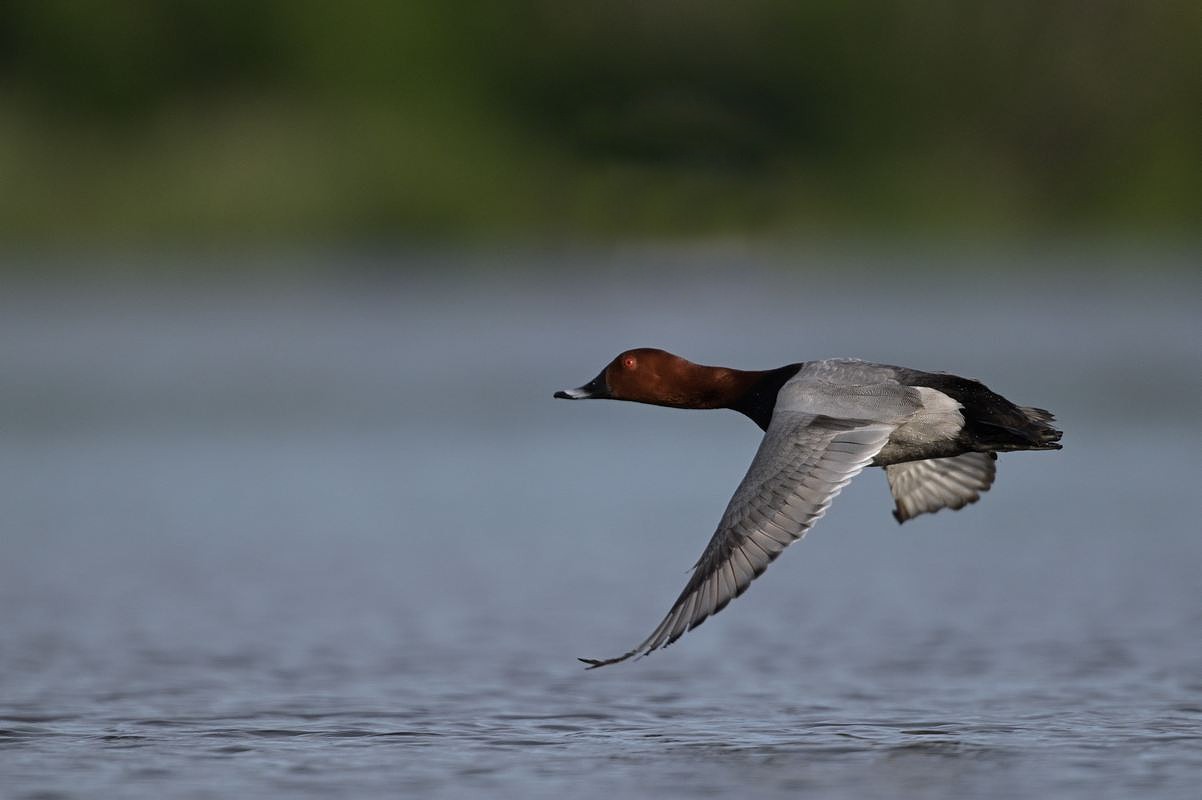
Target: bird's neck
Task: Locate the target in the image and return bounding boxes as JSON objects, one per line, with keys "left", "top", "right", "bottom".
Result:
{"left": 668, "top": 362, "right": 803, "bottom": 431}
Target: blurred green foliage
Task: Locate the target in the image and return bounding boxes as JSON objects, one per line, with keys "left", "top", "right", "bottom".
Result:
{"left": 0, "top": 0, "right": 1198, "bottom": 244}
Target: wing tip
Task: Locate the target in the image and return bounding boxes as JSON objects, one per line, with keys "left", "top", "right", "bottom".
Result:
{"left": 578, "top": 652, "right": 639, "bottom": 670}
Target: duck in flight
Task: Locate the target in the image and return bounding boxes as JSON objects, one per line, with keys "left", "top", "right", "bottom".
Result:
{"left": 555, "top": 348, "right": 1062, "bottom": 668}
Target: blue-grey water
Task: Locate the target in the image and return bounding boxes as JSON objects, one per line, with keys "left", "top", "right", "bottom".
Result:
{"left": 2, "top": 249, "right": 1201, "bottom": 798}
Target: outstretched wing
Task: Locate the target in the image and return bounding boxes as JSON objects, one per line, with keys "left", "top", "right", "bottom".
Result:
{"left": 885, "top": 452, "right": 997, "bottom": 523}
{"left": 581, "top": 413, "right": 895, "bottom": 668}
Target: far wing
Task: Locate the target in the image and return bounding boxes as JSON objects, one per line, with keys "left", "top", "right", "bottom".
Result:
{"left": 885, "top": 452, "right": 997, "bottom": 523}
{"left": 580, "top": 413, "right": 895, "bottom": 668}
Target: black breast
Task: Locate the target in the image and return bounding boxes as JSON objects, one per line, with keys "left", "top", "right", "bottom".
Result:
{"left": 729, "top": 363, "right": 804, "bottom": 431}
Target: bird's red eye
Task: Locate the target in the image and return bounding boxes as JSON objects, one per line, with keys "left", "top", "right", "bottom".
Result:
{"left": 623, "top": 356, "right": 637, "bottom": 369}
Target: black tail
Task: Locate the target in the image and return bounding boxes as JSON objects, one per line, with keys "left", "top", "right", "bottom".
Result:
{"left": 899, "top": 370, "right": 1062, "bottom": 454}
{"left": 1017, "top": 406, "right": 1063, "bottom": 449}
{"left": 973, "top": 404, "right": 1062, "bottom": 452}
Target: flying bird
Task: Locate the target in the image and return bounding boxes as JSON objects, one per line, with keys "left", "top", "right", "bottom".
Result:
{"left": 555, "top": 348, "right": 1062, "bottom": 668}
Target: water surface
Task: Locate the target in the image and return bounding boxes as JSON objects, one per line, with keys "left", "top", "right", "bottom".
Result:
{"left": 2, "top": 251, "right": 1200, "bottom": 798}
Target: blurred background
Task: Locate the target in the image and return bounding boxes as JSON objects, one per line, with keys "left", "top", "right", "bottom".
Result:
{"left": 0, "top": 0, "right": 1199, "bottom": 247}
{"left": 2, "top": 4, "right": 1201, "bottom": 799}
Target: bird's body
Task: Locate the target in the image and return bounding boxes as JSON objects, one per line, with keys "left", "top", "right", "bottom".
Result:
{"left": 556, "top": 349, "right": 1062, "bottom": 668}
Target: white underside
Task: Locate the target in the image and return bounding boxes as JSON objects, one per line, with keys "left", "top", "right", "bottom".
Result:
{"left": 889, "top": 386, "right": 964, "bottom": 446}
